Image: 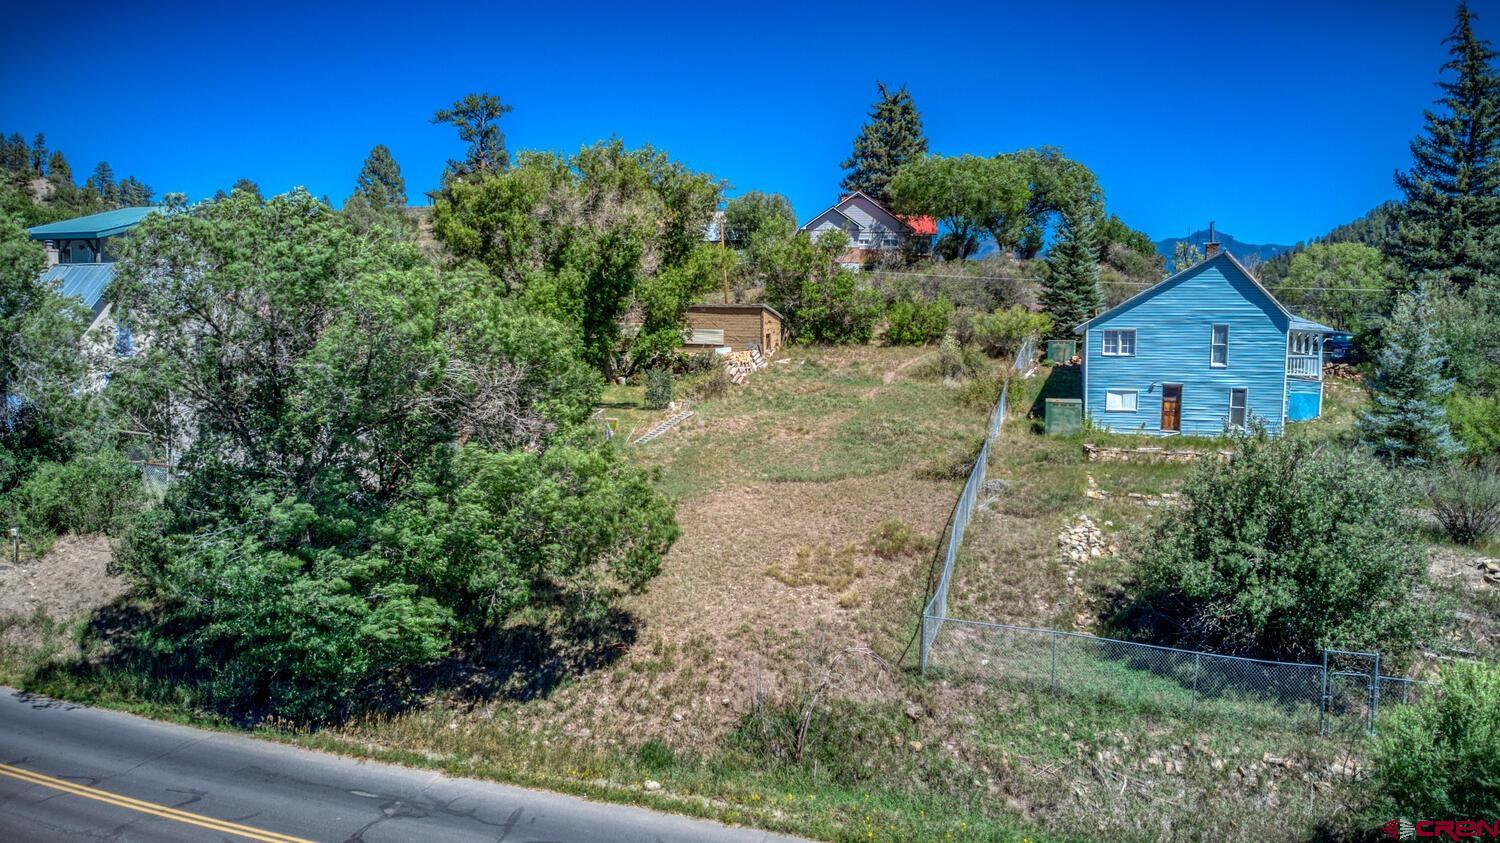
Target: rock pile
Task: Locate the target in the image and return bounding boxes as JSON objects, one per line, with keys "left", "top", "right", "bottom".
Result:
{"left": 1058, "top": 514, "right": 1117, "bottom": 564}
{"left": 1480, "top": 558, "right": 1500, "bottom": 585}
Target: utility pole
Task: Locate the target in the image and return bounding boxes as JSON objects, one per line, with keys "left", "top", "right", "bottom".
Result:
{"left": 720, "top": 210, "right": 730, "bottom": 304}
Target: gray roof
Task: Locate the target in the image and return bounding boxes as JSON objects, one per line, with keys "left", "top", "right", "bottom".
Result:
{"left": 38, "top": 263, "right": 116, "bottom": 315}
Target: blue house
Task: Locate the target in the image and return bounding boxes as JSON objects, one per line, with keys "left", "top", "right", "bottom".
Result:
{"left": 1073, "top": 244, "right": 1333, "bottom": 436}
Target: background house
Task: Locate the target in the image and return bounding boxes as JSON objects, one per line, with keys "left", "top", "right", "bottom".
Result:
{"left": 27, "top": 206, "right": 160, "bottom": 357}
{"left": 800, "top": 191, "right": 935, "bottom": 269}
{"left": 1073, "top": 244, "right": 1332, "bottom": 436}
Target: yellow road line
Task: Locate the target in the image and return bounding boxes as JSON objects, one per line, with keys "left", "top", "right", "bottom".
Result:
{"left": 0, "top": 761, "right": 315, "bottom": 843}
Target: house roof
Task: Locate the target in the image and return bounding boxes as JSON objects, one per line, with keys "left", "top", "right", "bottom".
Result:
{"left": 687, "top": 302, "right": 786, "bottom": 322}
{"left": 799, "top": 190, "right": 932, "bottom": 236}
{"left": 27, "top": 206, "right": 162, "bottom": 240}
{"left": 901, "top": 215, "right": 938, "bottom": 236}
{"left": 1072, "top": 250, "right": 1336, "bottom": 335}
{"left": 37, "top": 262, "right": 116, "bottom": 314}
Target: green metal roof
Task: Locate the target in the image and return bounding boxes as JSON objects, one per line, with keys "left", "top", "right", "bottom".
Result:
{"left": 26, "top": 207, "right": 163, "bottom": 240}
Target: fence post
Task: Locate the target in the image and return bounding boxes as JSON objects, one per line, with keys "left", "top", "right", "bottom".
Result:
{"left": 919, "top": 614, "right": 929, "bottom": 676}
{"left": 1191, "top": 652, "right": 1201, "bottom": 712}
{"left": 1049, "top": 633, "right": 1058, "bottom": 693}
{"left": 1319, "top": 649, "right": 1329, "bottom": 737}
{"left": 1369, "top": 652, "right": 1381, "bottom": 735}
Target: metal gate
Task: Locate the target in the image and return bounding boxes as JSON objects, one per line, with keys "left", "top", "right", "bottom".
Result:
{"left": 1321, "top": 649, "right": 1381, "bottom": 737}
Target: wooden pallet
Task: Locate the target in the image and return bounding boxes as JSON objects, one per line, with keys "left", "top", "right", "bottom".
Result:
{"left": 633, "top": 410, "right": 695, "bottom": 445}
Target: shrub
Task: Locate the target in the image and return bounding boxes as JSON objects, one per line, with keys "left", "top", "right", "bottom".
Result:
{"left": 970, "top": 305, "right": 1052, "bottom": 360}
{"left": 796, "top": 269, "right": 883, "bottom": 345}
{"left": 688, "top": 364, "right": 730, "bottom": 401}
{"left": 645, "top": 368, "right": 673, "bottom": 409}
{"left": 867, "top": 520, "right": 928, "bottom": 558}
{"left": 1426, "top": 462, "right": 1500, "bottom": 546}
{"left": 1, "top": 450, "right": 145, "bottom": 540}
{"left": 1371, "top": 661, "right": 1500, "bottom": 820}
{"left": 1126, "top": 432, "right": 1439, "bottom": 662}
{"left": 1447, "top": 389, "right": 1500, "bottom": 456}
{"left": 884, "top": 296, "right": 952, "bottom": 345}
{"left": 922, "top": 332, "right": 988, "bottom": 381}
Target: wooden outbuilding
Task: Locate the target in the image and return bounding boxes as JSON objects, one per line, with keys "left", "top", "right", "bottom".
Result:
{"left": 683, "top": 304, "right": 784, "bottom": 354}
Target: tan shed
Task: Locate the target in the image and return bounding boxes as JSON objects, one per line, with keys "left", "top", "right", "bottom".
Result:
{"left": 683, "top": 304, "right": 784, "bottom": 354}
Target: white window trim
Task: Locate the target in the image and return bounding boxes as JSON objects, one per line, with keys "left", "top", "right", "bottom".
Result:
{"left": 1105, "top": 389, "right": 1138, "bottom": 412}
{"left": 1101, "top": 328, "right": 1136, "bottom": 357}
{"left": 1228, "top": 387, "right": 1249, "bottom": 429}
{"left": 1211, "top": 324, "right": 1229, "bottom": 368}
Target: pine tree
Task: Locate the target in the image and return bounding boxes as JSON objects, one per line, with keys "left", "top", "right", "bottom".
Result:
{"left": 1387, "top": 3, "right": 1500, "bottom": 293}
{"left": 46, "top": 151, "right": 71, "bottom": 184}
{"left": 116, "top": 176, "right": 153, "bottom": 206}
{"left": 839, "top": 82, "right": 927, "bottom": 205}
{"left": 29, "top": 133, "right": 45, "bottom": 174}
{"left": 1358, "top": 285, "right": 1462, "bottom": 465}
{"left": 1040, "top": 208, "right": 1103, "bottom": 335}
{"left": 86, "top": 161, "right": 116, "bottom": 201}
{"left": 433, "top": 92, "right": 512, "bottom": 181}
{"left": 350, "top": 144, "right": 407, "bottom": 211}
{"left": 0, "top": 133, "right": 26, "bottom": 173}
{"left": 231, "top": 178, "right": 263, "bottom": 201}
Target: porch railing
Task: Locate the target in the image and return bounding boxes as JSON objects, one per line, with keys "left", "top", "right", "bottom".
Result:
{"left": 1287, "top": 354, "right": 1320, "bottom": 379}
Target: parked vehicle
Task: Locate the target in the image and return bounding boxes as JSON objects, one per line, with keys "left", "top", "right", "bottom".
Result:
{"left": 1324, "top": 331, "right": 1354, "bottom": 362}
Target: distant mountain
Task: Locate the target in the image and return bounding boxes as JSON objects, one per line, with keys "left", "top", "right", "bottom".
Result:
{"left": 1153, "top": 230, "right": 1291, "bottom": 269}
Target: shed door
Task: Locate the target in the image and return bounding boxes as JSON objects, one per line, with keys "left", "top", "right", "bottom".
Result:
{"left": 1161, "top": 384, "right": 1182, "bottom": 432}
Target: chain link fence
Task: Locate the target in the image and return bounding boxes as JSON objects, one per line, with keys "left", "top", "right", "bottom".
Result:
{"left": 918, "top": 340, "right": 1433, "bottom": 735}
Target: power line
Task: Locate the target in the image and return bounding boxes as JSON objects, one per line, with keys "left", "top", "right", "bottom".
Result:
{"left": 865, "top": 268, "right": 1390, "bottom": 293}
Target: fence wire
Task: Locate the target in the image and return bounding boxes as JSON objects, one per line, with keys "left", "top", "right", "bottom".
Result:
{"left": 918, "top": 339, "right": 1432, "bottom": 735}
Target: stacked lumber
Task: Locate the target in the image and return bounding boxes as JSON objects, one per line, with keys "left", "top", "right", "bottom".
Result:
{"left": 723, "top": 348, "right": 767, "bottom": 385}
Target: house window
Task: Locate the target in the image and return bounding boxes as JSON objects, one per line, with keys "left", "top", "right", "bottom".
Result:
{"left": 1228, "top": 388, "right": 1248, "bottom": 429}
{"left": 1211, "top": 324, "right": 1229, "bottom": 367}
{"left": 686, "top": 328, "right": 725, "bottom": 345}
{"left": 1105, "top": 389, "right": 1138, "bottom": 412}
{"left": 1102, "top": 329, "right": 1136, "bottom": 356}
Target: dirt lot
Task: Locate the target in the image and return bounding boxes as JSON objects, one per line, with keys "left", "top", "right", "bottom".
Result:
{"left": 0, "top": 535, "right": 125, "bottom": 652}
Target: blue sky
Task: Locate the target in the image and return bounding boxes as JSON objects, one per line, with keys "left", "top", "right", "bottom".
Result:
{"left": 1, "top": 0, "right": 1486, "bottom": 244}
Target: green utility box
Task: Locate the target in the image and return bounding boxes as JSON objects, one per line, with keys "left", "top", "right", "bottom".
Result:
{"left": 1046, "top": 339, "right": 1078, "bottom": 364}
{"left": 1045, "top": 398, "right": 1083, "bottom": 436}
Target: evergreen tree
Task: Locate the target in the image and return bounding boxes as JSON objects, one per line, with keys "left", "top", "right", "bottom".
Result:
{"left": 1387, "top": 3, "right": 1500, "bottom": 293}
{"left": 1358, "top": 285, "right": 1462, "bottom": 466}
{"left": 0, "top": 133, "right": 26, "bottom": 173}
{"left": 350, "top": 144, "right": 407, "bottom": 211}
{"left": 86, "top": 161, "right": 116, "bottom": 201}
{"left": 839, "top": 82, "right": 927, "bottom": 205}
{"left": 433, "top": 92, "right": 513, "bottom": 181}
{"left": 29, "top": 133, "right": 45, "bottom": 174}
{"left": 1039, "top": 207, "right": 1103, "bottom": 335}
{"left": 116, "top": 176, "right": 154, "bottom": 206}
{"left": 231, "top": 178, "right": 263, "bottom": 201}
{"left": 46, "top": 151, "right": 71, "bottom": 185}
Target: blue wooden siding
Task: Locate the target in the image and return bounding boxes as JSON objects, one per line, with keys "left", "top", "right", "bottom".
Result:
{"left": 1286, "top": 377, "right": 1321, "bottom": 421}
{"left": 1082, "top": 255, "right": 1292, "bottom": 435}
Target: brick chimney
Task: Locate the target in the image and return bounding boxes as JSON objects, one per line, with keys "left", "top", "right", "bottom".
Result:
{"left": 1203, "top": 221, "right": 1220, "bottom": 258}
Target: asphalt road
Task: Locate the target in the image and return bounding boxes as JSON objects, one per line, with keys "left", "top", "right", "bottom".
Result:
{"left": 0, "top": 688, "right": 805, "bottom": 842}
